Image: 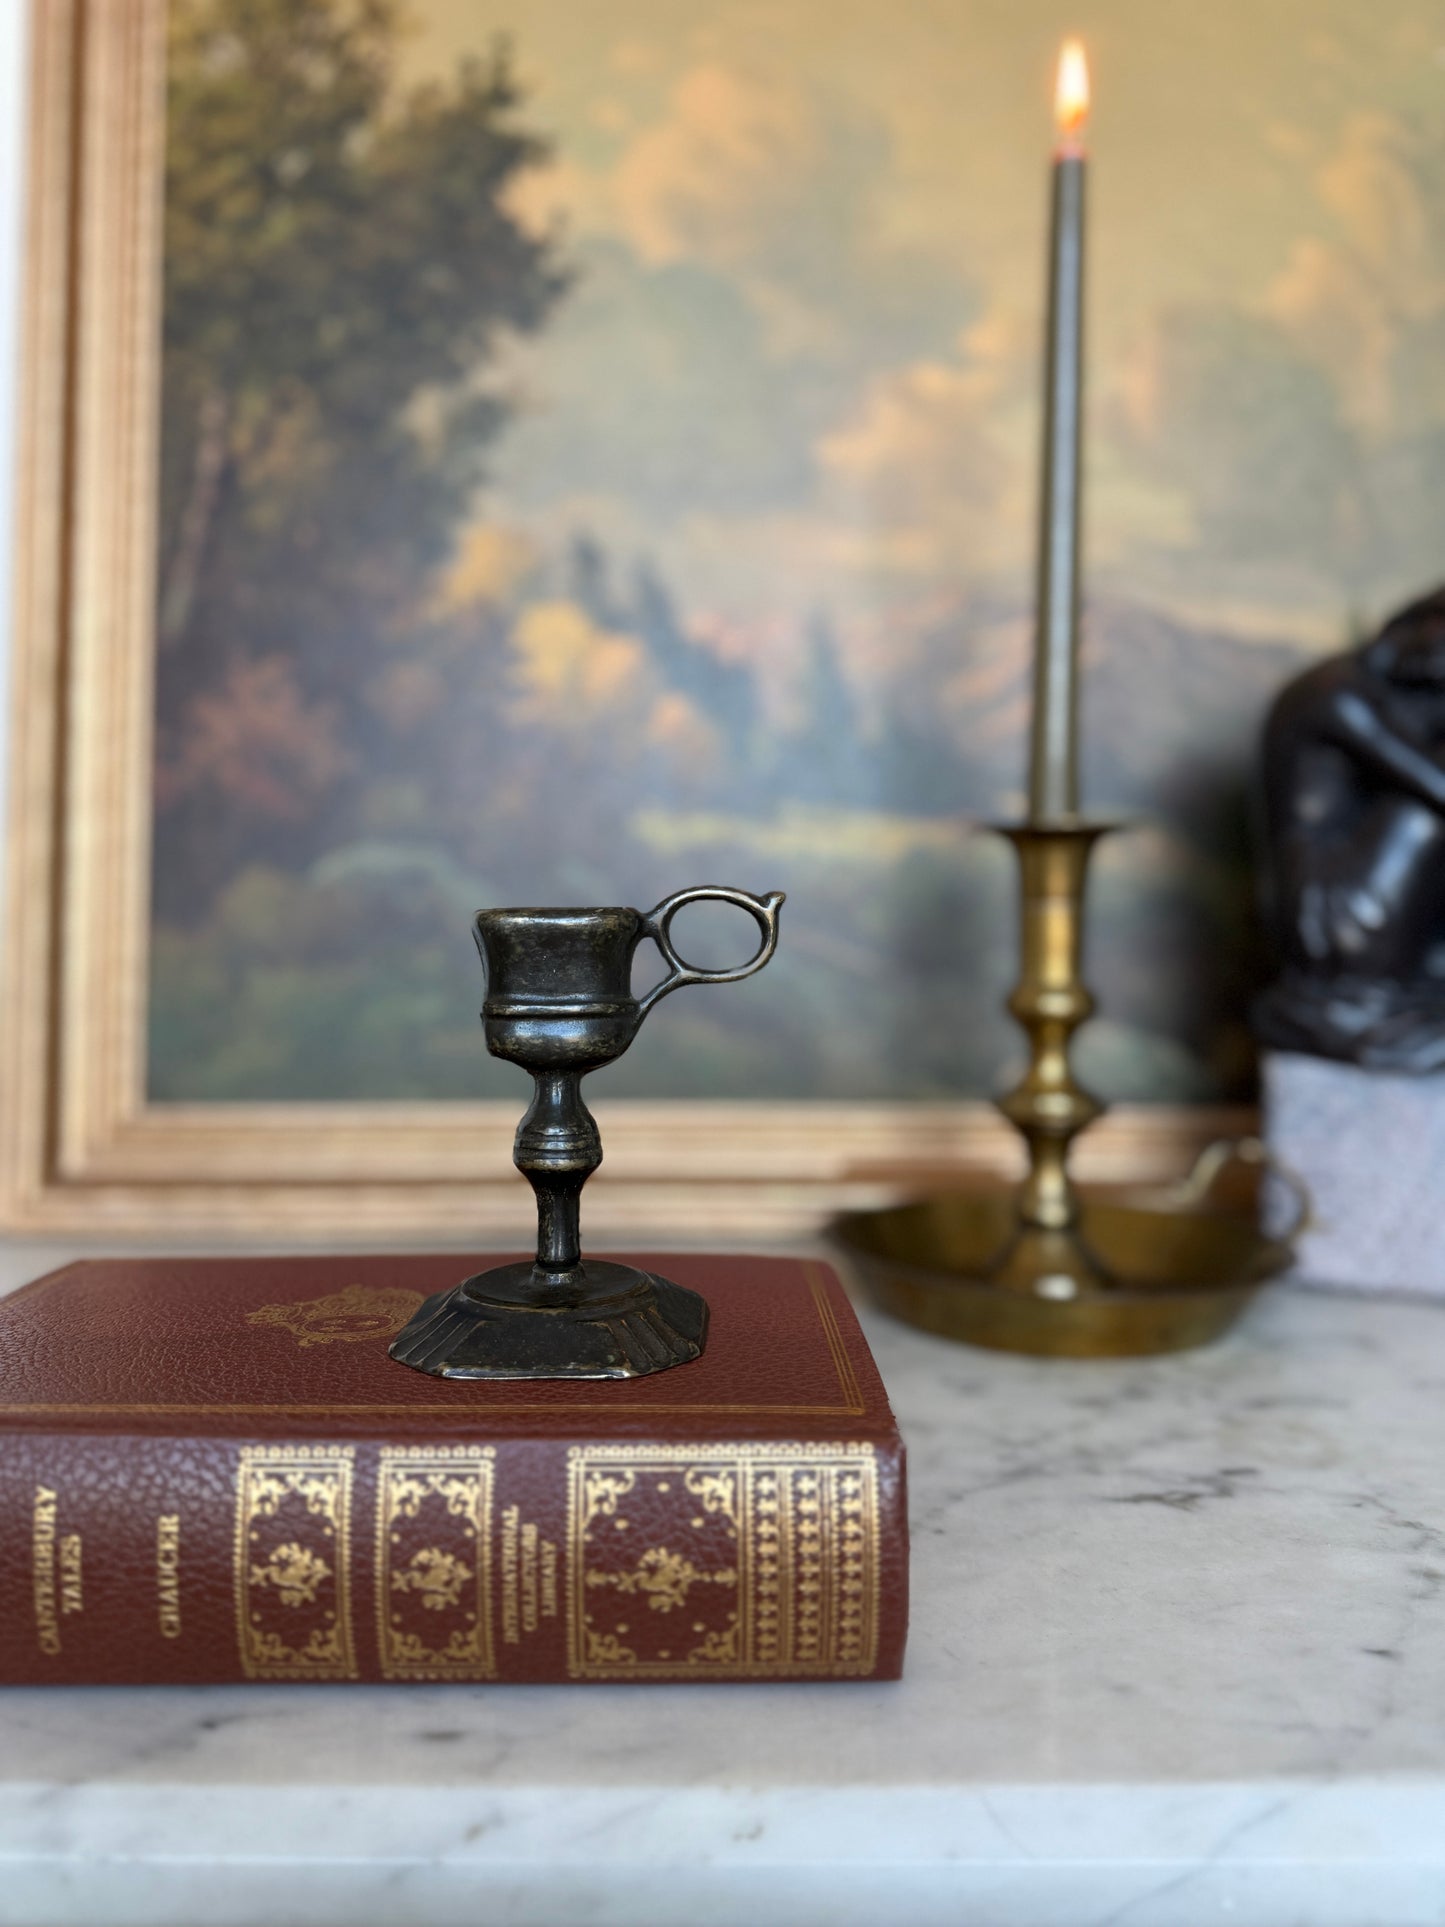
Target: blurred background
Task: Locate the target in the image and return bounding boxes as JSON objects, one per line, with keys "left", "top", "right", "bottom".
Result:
{"left": 30, "top": 1, "right": 1445, "bottom": 1112}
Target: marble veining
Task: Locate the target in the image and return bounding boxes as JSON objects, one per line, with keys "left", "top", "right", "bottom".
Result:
{"left": 3, "top": 1243, "right": 1445, "bottom": 1924}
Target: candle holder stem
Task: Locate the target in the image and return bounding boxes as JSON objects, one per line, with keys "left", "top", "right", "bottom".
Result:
{"left": 517, "top": 1068, "right": 598, "bottom": 1282}
{"left": 989, "top": 820, "right": 1116, "bottom": 1299}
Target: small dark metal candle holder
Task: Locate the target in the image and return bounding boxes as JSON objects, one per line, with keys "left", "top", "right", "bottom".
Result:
{"left": 389, "top": 885, "right": 784, "bottom": 1381}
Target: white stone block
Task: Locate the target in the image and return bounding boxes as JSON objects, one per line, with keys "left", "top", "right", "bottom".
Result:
{"left": 1264, "top": 1050, "right": 1445, "bottom": 1294}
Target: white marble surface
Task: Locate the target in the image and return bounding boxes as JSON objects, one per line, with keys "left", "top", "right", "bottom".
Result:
{"left": 4, "top": 1241, "right": 1445, "bottom": 1925}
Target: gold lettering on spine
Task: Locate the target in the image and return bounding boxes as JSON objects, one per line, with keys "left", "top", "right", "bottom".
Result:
{"left": 156, "top": 1514, "right": 182, "bottom": 1638}
{"left": 58, "top": 1535, "right": 83, "bottom": 1615}
{"left": 499, "top": 1503, "right": 520, "bottom": 1645}
{"left": 499, "top": 1508, "right": 552, "bottom": 1640}
{"left": 540, "top": 1540, "right": 559, "bottom": 1619}
{"left": 375, "top": 1447, "right": 496, "bottom": 1680}
{"left": 520, "top": 1522, "right": 540, "bottom": 1634}
{"left": 32, "top": 1485, "right": 60, "bottom": 1655}
{"left": 233, "top": 1446, "right": 357, "bottom": 1680}
{"left": 566, "top": 1443, "right": 881, "bottom": 1680}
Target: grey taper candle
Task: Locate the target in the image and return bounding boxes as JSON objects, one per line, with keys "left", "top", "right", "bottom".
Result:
{"left": 1028, "top": 41, "right": 1089, "bottom": 822}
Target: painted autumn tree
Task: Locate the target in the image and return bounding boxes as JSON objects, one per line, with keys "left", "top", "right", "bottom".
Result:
{"left": 154, "top": 0, "right": 567, "bottom": 914}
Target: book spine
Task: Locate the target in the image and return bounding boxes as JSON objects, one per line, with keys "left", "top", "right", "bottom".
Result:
{"left": 0, "top": 1430, "right": 906, "bottom": 1683}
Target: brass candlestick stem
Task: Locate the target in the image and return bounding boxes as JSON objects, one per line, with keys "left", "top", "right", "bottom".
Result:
{"left": 988, "top": 819, "right": 1116, "bottom": 1301}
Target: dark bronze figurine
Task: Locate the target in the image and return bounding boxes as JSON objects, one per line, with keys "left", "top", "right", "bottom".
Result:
{"left": 389, "top": 885, "right": 784, "bottom": 1380}
{"left": 1255, "top": 587, "right": 1445, "bottom": 1069}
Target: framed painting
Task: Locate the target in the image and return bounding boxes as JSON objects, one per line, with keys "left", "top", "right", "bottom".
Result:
{"left": 22, "top": 0, "right": 1439, "bottom": 1235}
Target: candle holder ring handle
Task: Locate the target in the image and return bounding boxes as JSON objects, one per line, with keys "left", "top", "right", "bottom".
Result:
{"left": 1152, "top": 1135, "right": 1314, "bottom": 1244}
{"left": 637, "top": 885, "right": 785, "bottom": 1015}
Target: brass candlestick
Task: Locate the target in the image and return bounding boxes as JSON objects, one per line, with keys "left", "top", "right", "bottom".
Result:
{"left": 824, "top": 809, "right": 1310, "bottom": 1356}
{"left": 833, "top": 44, "right": 1304, "bottom": 1352}
{"left": 833, "top": 816, "right": 1307, "bottom": 1357}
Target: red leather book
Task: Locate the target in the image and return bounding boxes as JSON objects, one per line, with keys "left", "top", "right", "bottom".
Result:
{"left": 0, "top": 1253, "right": 906, "bottom": 1684}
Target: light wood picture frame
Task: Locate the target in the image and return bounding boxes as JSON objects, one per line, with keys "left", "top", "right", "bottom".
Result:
{"left": 0, "top": 0, "right": 1247, "bottom": 1241}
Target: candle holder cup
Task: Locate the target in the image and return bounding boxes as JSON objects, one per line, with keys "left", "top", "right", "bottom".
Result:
{"left": 389, "top": 886, "right": 784, "bottom": 1380}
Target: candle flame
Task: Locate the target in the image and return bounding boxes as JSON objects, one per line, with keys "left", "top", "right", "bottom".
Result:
{"left": 1054, "top": 38, "right": 1089, "bottom": 153}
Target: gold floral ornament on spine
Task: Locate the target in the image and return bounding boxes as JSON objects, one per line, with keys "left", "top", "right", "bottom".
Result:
{"left": 567, "top": 1443, "right": 879, "bottom": 1679}
{"left": 234, "top": 1445, "right": 357, "bottom": 1680}
{"left": 375, "top": 1446, "right": 497, "bottom": 1680}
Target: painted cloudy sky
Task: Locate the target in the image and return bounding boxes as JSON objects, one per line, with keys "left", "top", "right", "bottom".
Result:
{"left": 404, "top": 0, "right": 1445, "bottom": 667}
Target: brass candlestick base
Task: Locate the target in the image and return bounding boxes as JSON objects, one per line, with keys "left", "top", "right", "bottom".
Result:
{"left": 836, "top": 820, "right": 1302, "bottom": 1357}
{"left": 833, "top": 1161, "right": 1300, "bottom": 1358}
{"left": 987, "top": 1223, "right": 1113, "bottom": 1301}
